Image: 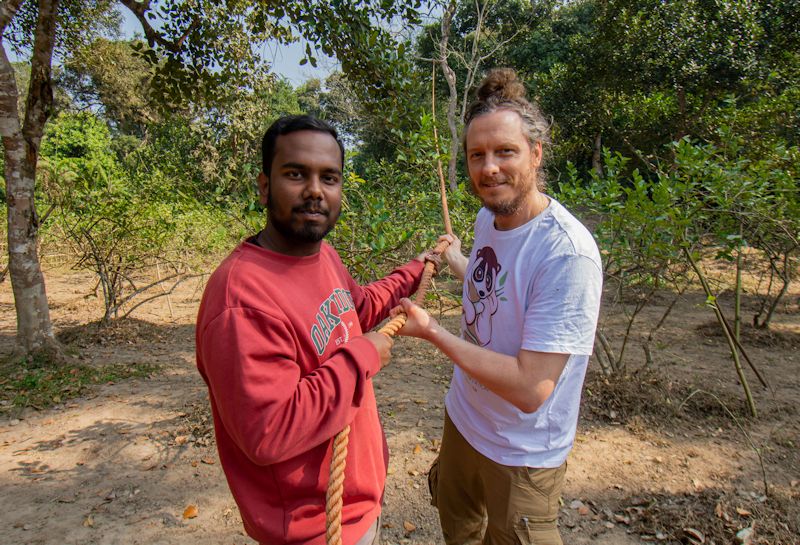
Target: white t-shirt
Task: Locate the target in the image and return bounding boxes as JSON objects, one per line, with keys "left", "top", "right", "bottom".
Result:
{"left": 445, "top": 198, "right": 602, "bottom": 468}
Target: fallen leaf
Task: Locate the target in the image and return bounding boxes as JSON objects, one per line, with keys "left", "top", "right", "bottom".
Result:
{"left": 183, "top": 505, "right": 198, "bottom": 519}
{"left": 413, "top": 444, "right": 422, "bottom": 455}
{"left": 735, "top": 507, "right": 752, "bottom": 517}
{"left": 174, "top": 435, "right": 188, "bottom": 446}
{"left": 403, "top": 520, "right": 416, "bottom": 533}
{"left": 201, "top": 458, "right": 215, "bottom": 465}
{"left": 578, "top": 505, "right": 591, "bottom": 516}
{"left": 683, "top": 527, "right": 705, "bottom": 544}
{"left": 191, "top": 461, "right": 199, "bottom": 467}
{"left": 83, "top": 515, "right": 94, "bottom": 527}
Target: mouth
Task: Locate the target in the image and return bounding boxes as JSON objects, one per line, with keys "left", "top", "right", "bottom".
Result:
{"left": 294, "top": 206, "right": 329, "bottom": 219}
{"left": 479, "top": 178, "right": 506, "bottom": 189}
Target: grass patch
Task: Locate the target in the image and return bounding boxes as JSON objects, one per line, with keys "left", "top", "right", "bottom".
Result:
{"left": 0, "top": 361, "right": 160, "bottom": 411}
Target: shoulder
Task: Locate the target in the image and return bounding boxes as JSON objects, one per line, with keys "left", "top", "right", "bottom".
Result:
{"left": 201, "top": 242, "right": 280, "bottom": 316}
{"left": 542, "top": 199, "right": 601, "bottom": 267}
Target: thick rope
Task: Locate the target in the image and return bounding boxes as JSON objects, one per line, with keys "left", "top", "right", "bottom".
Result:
{"left": 325, "top": 424, "right": 349, "bottom": 545}
{"left": 325, "top": 61, "right": 454, "bottom": 545}
{"left": 325, "top": 241, "right": 448, "bottom": 544}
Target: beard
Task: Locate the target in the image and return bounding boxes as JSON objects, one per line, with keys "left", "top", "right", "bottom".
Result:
{"left": 473, "top": 171, "right": 536, "bottom": 217}
{"left": 267, "top": 200, "right": 339, "bottom": 243}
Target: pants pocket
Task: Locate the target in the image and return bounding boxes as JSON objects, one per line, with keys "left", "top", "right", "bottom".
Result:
{"left": 427, "top": 456, "right": 440, "bottom": 507}
{"left": 512, "top": 513, "right": 562, "bottom": 545}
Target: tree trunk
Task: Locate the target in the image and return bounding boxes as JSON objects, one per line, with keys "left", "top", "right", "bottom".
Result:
{"left": 1, "top": 0, "right": 63, "bottom": 360}
{"left": 592, "top": 132, "right": 603, "bottom": 175}
{"left": 439, "top": 0, "right": 459, "bottom": 192}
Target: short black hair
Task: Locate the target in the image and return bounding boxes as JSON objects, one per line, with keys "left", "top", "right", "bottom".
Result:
{"left": 261, "top": 115, "right": 345, "bottom": 175}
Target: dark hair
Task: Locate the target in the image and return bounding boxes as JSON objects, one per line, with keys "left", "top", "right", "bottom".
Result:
{"left": 261, "top": 115, "right": 345, "bottom": 175}
{"left": 464, "top": 68, "right": 551, "bottom": 189}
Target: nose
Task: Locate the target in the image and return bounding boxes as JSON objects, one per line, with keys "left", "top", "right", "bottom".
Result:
{"left": 303, "top": 175, "right": 323, "bottom": 199}
{"left": 481, "top": 154, "right": 499, "bottom": 177}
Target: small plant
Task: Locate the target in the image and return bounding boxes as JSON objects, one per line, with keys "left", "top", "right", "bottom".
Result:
{"left": 0, "top": 360, "right": 160, "bottom": 411}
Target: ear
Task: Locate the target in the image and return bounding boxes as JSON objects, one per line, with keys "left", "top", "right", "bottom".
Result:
{"left": 257, "top": 172, "right": 269, "bottom": 207}
{"left": 530, "top": 140, "right": 543, "bottom": 170}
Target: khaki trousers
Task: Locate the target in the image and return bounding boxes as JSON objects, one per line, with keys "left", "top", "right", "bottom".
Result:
{"left": 428, "top": 412, "right": 566, "bottom": 545}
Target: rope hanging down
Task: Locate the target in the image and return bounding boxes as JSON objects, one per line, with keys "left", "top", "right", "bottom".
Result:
{"left": 326, "top": 62, "right": 454, "bottom": 545}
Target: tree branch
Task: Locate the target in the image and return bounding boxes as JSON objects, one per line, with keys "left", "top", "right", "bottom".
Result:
{"left": 118, "top": 0, "right": 188, "bottom": 53}
{"left": 0, "top": 0, "right": 25, "bottom": 35}
{"left": 22, "top": 0, "right": 58, "bottom": 149}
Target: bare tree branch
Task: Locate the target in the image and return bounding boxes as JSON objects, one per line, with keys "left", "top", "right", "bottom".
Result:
{"left": 118, "top": 0, "right": 190, "bottom": 53}
{"left": 0, "top": 0, "right": 25, "bottom": 34}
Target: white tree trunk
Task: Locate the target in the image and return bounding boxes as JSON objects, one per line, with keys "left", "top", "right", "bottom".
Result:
{"left": 1, "top": 0, "right": 62, "bottom": 358}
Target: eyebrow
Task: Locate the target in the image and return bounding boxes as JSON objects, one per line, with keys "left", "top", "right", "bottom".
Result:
{"left": 279, "top": 162, "right": 343, "bottom": 176}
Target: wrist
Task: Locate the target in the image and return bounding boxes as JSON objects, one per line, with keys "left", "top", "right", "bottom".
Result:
{"left": 422, "top": 321, "right": 444, "bottom": 343}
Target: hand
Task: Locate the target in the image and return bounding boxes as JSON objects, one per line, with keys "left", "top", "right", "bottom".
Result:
{"left": 390, "top": 298, "right": 439, "bottom": 340}
{"left": 437, "top": 234, "right": 462, "bottom": 267}
{"left": 363, "top": 331, "right": 394, "bottom": 368}
{"left": 417, "top": 250, "right": 442, "bottom": 273}
{"left": 435, "top": 234, "right": 467, "bottom": 282}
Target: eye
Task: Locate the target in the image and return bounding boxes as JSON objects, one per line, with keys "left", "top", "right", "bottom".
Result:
{"left": 322, "top": 174, "right": 341, "bottom": 185}
{"left": 285, "top": 170, "right": 303, "bottom": 179}
{"left": 473, "top": 266, "right": 484, "bottom": 282}
{"left": 469, "top": 152, "right": 483, "bottom": 160}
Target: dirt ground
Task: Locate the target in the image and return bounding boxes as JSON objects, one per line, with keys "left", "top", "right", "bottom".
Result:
{"left": 0, "top": 264, "right": 798, "bottom": 545}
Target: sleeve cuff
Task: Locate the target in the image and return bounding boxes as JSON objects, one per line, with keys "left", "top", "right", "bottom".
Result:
{"left": 346, "top": 335, "right": 383, "bottom": 379}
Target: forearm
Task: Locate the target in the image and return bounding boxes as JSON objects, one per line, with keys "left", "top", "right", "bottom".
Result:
{"left": 446, "top": 252, "right": 468, "bottom": 282}
{"left": 423, "top": 324, "right": 555, "bottom": 413}
{"left": 200, "top": 311, "right": 381, "bottom": 465}
{"left": 356, "top": 259, "right": 425, "bottom": 329}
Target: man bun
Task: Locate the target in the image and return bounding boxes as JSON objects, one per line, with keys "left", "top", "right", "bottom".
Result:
{"left": 476, "top": 68, "right": 528, "bottom": 102}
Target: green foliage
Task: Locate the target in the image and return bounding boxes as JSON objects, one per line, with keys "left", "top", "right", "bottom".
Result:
{"left": 37, "top": 112, "right": 245, "bottom": 323}
{"left": 0, "top": 360, "right": 159, "bottom": 410}
{"left": 333, "top": 114, "right": 479, "bottom": 281}
{"left": 558, "top": 134, "right": 798, "bottom": 373}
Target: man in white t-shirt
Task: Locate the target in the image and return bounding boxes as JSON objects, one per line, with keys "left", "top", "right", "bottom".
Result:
{"left": 393, "top": 68, "right": 602, "bottom": 545}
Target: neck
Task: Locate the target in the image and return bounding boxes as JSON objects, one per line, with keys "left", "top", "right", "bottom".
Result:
{"left": 494, "top": 191, "right": 550, "bottom": 231}
{"left": 256, "top": 225, "right": 322, "bottom": 257}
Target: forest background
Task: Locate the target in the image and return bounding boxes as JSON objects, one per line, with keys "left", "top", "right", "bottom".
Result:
{"left": 0, "top": 1, "right": 798, "bottom": 543}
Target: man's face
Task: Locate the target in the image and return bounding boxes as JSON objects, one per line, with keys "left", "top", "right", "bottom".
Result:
{"left": 258, "top": 130, "right": 343, "bottom": 248}
{"left": 465, "top": 109, "right": 542, "bottom": 218}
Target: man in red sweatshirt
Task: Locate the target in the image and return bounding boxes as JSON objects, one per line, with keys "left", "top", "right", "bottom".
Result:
{"left": 196, "top": 115, "right": 431, "bottom": 545}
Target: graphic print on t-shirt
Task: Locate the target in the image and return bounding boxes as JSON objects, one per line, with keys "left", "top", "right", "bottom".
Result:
{"left": 310, "top": 288, "right": 356, "bottom": 356}
{"left": 463, "top": 246, "right": 506, "bottom": 346}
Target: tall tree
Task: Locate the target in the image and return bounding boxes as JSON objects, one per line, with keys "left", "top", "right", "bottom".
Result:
{"left": 1, "top": 0, "right": 423, "bottom": 360}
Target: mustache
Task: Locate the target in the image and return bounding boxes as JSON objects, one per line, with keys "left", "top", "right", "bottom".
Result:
{"left": 293, "top": 203, "right": 329, "bottom": 216}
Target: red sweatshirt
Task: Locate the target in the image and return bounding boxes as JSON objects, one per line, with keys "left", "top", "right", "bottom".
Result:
{"left": 196, "top": 240, "right": 424, "bottom": 545}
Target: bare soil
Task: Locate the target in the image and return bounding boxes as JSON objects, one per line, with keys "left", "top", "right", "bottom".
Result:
{"left": 1, "top": 265, "right": 798, "bottom": 545}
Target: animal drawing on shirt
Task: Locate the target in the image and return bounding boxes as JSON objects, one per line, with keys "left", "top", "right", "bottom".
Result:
{"left": 464, "top": 246, "right": 503, "bottom": 346}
